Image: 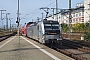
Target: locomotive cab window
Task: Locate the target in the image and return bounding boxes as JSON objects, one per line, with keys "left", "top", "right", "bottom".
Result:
{"left": 44, "top": 23, "right": 59, "bottom": 30}
{"left": 44, "top": 24, "right": 52, "bottom": 30}
{"left": 52, "top": 24, "right": 59, "bottom": 30}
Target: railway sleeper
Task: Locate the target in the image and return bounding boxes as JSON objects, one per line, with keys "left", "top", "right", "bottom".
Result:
{"left": 64, "top": 39, "right": 90, "bottom": 50}
{"left": 65, "top": 44, "right": 90, "bottom": 53}
{"left": 59, "top": 42, "right": 90, "bottom": 53}
{"left": 62, "top": 43, "right": 78, "bottom": 49}
{"left": 78, "top": 48, "right": 90, "bottom": 53}
{"left": 82, "top": 46, "right": 90, "bottom": 50}
{"left": 0, "top": 36, "right": 9, "bottom": 42}
{"left": 57, "top": 48, "right": 72, "bottom": 57}
{"left": 62, "top": 42, "right": 82, "bottom": 48}
{"left": 57, "top": 48, "right": 89, "bottom": 60}
{"left": 63, "top": 39, "right": 84, "bottom": 47}
{"left": 45, "top": 39, "right": 90, "bottom": 60}
{"left": 72, "top": 54, "right": 88, "bottom": 60}
{"left": 0, "top": 33, "right": 16, "bottom": 42}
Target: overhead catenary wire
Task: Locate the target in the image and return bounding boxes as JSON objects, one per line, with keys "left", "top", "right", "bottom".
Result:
{"left": 23, "top": 0, "right": 54, "bottom": 14}
{"left": 20, "top": 0, "right": 32, "bottom": 12}
{"left": 0, "top": 5, "right": 4, "bottom": 10}
{"left": 26, "top": 0, "right": 67, "bottom": 20}
{"left": 23, "top": 0, "right": 57, "bottom": 21}
{"left": 11, "top": 0, "right": 54, "bottom": 21}
{"left": 9, "top": 0, "right": 85, "bottom": 24}
{"left": 21, "top": 0, "right": 54, "bottom": 18}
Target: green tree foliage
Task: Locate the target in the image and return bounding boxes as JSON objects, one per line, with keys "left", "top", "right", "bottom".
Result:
{"left": 72, "top": 23, "right": 84, "bottom": 32}
{"left": 84, "top": 22, "right": 90, "bottom": 41}
{"left": 84, "top": 22, "right": 90, "bottom": 32}
{"left": 61, "top": 23, "right": 90, "bottom": 41}
{"left": 61, "top": 23, "right": 69, "bottom": 33}
{"left": 84, "top": 32, "right": 90, "bottom": 41}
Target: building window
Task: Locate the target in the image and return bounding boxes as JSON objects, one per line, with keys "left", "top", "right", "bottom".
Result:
{"left": 72, "top": 19, "right": 73, "bottom": 22}
{"left": 76, "top": 14, "right": 78, "bottom": 17}
{"left": 73, "top": 14, "right": 75, "bottom": 17}
{"left": 75, "top": 19, "right": 78, "bottom": 22}
{"left": 73, "top": 19, "right": 75, "bottom": 22}
{"left": 75, "top": 19, "right": 76, "bottom": 22}
{"left": 88, "top": 3, "right": 90, "bottom": 9}
{"left": 79, "top": 13, "right": 81, "bottom": 16}
{"left": 79, "top": 18, "right": 81, "bottom": 21}
{"left": 76, "top": 19, "right": 78, "bottom": 22}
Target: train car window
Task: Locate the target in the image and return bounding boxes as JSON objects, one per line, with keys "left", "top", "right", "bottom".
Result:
{"left": 44, "top": 24, "right": 51, "bottom": 26}
{"left": 52, "top": 24, "right": 59, "bottom": 26}
{"left": 44, "top": 26, "right": 52, "bottom": 30}
{"left": 52, "top": 24, "right": 59, "bottom": 30}
{"left": 44, "top": 24, "right": 52, "bottom": 30}
{"left": 44, "top": 23, "right": 59, "bottom": 30}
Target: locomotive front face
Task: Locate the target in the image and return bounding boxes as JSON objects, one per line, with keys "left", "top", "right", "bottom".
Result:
{"left": 43, "top": 21, "right": 61, "bottom": 41}
{"left": 44, "top": 21, "right": 60, "bottom": 34}
{"left": 44, "top": 23, "right": 60, "bottom": 35}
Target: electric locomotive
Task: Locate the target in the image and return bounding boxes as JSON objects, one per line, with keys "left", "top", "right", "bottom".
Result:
{"left": 26, "top": 20, "right": 62, "bottom": 44}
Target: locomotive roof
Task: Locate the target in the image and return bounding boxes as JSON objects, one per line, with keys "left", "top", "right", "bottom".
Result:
{"left": 29, "top": 22, "right": 37, "bottom": 26}
{"left": 27, "top": 22, "right": 34, "bottom": 25}
{"left": 43, "top": 20, "right": 59, "bottom": 24}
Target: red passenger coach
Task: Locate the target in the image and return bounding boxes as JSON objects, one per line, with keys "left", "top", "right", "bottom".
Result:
{"left": 20, "top": 23, "right": 28, "bottom": 36}
{"left": 20, "top": 22, "right": 33, "bottom": 36}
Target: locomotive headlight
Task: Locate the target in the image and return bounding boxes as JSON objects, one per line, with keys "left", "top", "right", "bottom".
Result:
{"left": 42, "top": 36, "right": 44, "bottom": 39}
{"left": 57, "top": 35, "right": 62, "bottom": 41}
{"left": 60, "top": 35, "right": 61, "bottom": 38}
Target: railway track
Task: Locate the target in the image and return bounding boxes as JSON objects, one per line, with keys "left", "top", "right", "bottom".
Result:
{"left": 0, "top": 32, "right": 16, "bottom": 42}
{"left": 46, "top": 39, "right": 90, "bottom": 60}
{"left": 26, "top": 35, "right": 90, "bottom": 60}
{"left": 62, "top": 39, "right": 90, "bottom": 53}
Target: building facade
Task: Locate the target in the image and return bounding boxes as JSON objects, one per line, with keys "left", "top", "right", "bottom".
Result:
{"left": 84, "top": 0, "right": 90, "bottom": 23}
{"left": 61, "top": 6, "right": 84, "bottom": 24}
{"left": 46, "top": 0, "right": 90, "bottom": 24}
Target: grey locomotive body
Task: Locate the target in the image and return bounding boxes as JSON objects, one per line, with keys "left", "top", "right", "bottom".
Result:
{"left": 26, "top": 20, "right": 62, "bottom": 44}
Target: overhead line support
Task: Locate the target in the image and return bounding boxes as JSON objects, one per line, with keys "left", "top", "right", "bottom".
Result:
{"left": 0, "top": 10, "right": 6, "bottom": 28}
{"left": 69, "top": 0, "right": 72, "bottom": 39}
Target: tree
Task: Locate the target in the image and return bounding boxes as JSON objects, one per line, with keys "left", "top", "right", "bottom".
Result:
{"left": 61, "top": 23, "right": 69, "bottom": 33}
{"left": 84, "top": 22, "right": 90, "bottom": 41}
{"left": 72, "top": 23, "right": 84, "bottom": 33}
{"left": 84, "top": 22, "right": 89, "bottom": 32}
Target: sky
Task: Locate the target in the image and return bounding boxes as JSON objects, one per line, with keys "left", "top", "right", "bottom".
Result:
{"left": 0, "top": 0, "right": 83, "bottom": 28}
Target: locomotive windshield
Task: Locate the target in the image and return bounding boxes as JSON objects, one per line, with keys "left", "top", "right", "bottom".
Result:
{"left": 43, "top": 20, "right": 60, "bottom": 35}
{"left": 44, "top": 23, "right": 59, "bottom": 30}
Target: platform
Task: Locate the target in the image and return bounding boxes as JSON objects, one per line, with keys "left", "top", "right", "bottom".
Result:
{"left": 0, "top": 36, "right": 74, "bottom": 60}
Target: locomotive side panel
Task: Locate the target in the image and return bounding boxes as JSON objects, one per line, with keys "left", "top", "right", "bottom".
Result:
{"left": 32, "top": 26, "right": 38, "bottom": 40}
{"left": 29, "top": 26, "right": 33, "bottom": 38}
{"left": 26, "top": 26, "right": 31, "bottom": 37}
{"left": 38, "top": 23, "right": 44, "bottom": 43}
